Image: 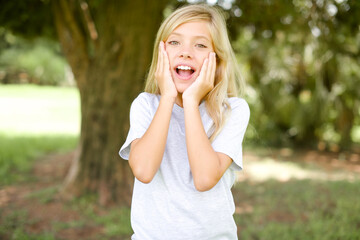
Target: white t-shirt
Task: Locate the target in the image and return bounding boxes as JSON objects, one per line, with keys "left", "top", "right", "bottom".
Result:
{"left": 119, "top": 92, "right": 250, "bottom": 240}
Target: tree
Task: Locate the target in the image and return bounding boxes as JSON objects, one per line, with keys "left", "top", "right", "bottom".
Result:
{"left": 0, "top": 0, "right": 169, "bottom": 205}
{"left": 227, "top": 0, "right": 360, "bottom": 149}
{"left": 1, "top": 0, "right": 359, "bottom": 205}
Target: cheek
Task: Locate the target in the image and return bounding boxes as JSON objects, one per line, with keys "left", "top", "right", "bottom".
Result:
{"left": 199, "top": 53, "right": 210, "bottom": 65}
{"left": 165, "top": 50, "right": 175, "bottom": 66}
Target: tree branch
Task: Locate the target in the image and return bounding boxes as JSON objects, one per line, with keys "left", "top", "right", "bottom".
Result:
{"left": 51, "top": 0, "right": 89, "bottom": 88}
{"left": 58, "top": 0, "right": 88, "bottom": 49}
{"left": 79, "top": 0, "right": 98, "bottom": 41}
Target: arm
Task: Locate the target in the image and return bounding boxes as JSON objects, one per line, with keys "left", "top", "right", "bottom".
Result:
{"left": 129, "top": 97, "right": 174, "bottom": 183}
{"left": 183, "top": 52, "right": 232, "bottom": 191}
{"left": 129, "top": 42, "right": 177, "bottom": 183}
{"left": 183, "top": 101, "right": 232, "bottom": 191}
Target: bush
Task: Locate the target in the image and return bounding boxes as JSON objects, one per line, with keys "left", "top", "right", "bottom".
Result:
{"left": 0, "top": 29, "right": 73, "bottom": 86}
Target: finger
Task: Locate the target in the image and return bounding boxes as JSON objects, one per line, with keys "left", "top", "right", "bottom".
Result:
{"left": 199, "top": 58, "right": 209, "bottom": 81}
{"left": 204, "top": 53, "right": 213, "bottom": 81}
{"left": 208, "top": 52, "right": 216, "bottom": 85}
{"left": 163, "top": 46, "right": 170, "bottom": 73}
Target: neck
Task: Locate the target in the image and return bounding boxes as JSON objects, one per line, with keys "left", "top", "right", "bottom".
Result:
{"left": 175, "top": 93, "right": 183, "bottom": 108}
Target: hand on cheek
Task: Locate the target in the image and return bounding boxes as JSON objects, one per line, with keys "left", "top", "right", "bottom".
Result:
{"left": 155, "top": 41, "right": 178, "bottom": 101}
{"left": 183, "top": 52, "right": 216, "bottom": 105}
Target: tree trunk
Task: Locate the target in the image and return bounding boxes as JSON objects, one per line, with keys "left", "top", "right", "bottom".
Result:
{"left": 52, "top": 0, "right": 168, "bottom": 205}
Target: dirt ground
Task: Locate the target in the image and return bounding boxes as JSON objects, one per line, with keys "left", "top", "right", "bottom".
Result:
{"left": 0, "top": 152, "right": 105, "bottom": 239}
{"left": 1, "top": 149, "right": 359, "bottom": 239}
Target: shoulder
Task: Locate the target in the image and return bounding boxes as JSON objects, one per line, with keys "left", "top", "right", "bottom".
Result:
{"left": 132, "top": 92, "right": 160, "bottom": 106}
{"left": 131, "top": 92, "right": 160, "bottom": 114}
{"left": 134, "top": 92, "right": 158, "bottom": 102}
{"left": 228, "top": 97, "right": 250, "bottom": 119}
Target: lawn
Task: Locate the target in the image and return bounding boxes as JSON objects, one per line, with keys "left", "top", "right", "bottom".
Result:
{"left": 0, "top": 84, "right": 80, "bottom": 135}
{"left": 0, "top": 84, "right": 80, "bottom": 185}
{"left": 1, "top": 84, "right": 359, "bottom": 240}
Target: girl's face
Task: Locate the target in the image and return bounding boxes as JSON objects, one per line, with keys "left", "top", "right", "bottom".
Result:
{"left": 165, "top": 21, "right": 214, "bottom": 94}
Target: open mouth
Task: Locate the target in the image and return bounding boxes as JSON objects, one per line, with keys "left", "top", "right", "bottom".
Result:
{"left": 175, "top": 65, "right": 195, "bottom": 80}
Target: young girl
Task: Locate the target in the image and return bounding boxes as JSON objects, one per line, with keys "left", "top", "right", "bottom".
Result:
{"left": 119, "top": 4, "right": 250, "bottom": 239}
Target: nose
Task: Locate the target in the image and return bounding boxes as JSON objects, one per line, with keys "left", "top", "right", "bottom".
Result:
{"left": 180, "top": 52, "right": 191, "bottom": 59}
{"left": 179, "top": 45, "right": 193, "bottom": 59}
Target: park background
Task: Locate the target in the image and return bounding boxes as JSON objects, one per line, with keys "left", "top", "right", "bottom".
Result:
{"left": 0, "top": 0, "right": 359, "bottom": 239}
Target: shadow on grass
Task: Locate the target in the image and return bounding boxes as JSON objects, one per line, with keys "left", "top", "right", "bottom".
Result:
{"left": 232, "top": 179, "right": 360, "bottom": 239}
{"left": 233, "top": 148, "right": 360, "bottom": 239}
{"left": 1, "top": 140, "right": 360, "bottom": 239}
{"left": 0, "top": 133, "right": 78, "bottom": 185}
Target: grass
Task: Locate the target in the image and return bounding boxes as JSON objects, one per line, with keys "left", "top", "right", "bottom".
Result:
{"left": 0, "top": 133, "right": 78, "bottom": 185}
{"left": 26, "top": 185, "right": 62, "bottom": 204}
{"left": 4, "top": 179, "right": 360, "bottom": 239}
{"left": 0, "top": 84, "right": 79, "bottom": 185}
{"left": 0, "top": 84, "right": 80, "bottom": 135}
{"left": 0, "top": 84, "right": 133, "bottom": 239}
{"left": 69, "top": 194, "right": 133, "bottom": 238}
{"left": 233, "top": 180, "right": 360, "bottom": 240}
{"left": 1, "top": 84, "right": 360, "bottom": 239}
{"left": 0, "top": 209, "right": 56, "bottom": 240}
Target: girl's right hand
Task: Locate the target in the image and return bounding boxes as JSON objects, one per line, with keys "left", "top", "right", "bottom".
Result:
{"left": 155, "top": 41, "right": 177, "bottom": 101}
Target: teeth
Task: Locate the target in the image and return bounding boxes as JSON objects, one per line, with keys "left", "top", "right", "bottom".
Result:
{"left": 177, "top": 65, "right": 192, "bottom": 70}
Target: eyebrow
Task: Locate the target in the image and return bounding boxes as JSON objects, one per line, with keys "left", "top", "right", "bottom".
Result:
{"left": 168, "top": 32, "right": 211, "bottom": 42}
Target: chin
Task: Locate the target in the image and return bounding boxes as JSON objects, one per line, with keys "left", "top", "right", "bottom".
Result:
{"left": 175, "top": 86, "right": 188, "bottom": 94}
{"left": 174, "top": 81, "right": 193, "bottom": 94}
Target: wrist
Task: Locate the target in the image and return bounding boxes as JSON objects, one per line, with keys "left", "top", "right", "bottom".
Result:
{"left": 160, "top": 94, "right": 176, "bottom": 104}
{"left": 182, "top": 97, "right": 200, "bottom": 108}
{"left": 182, "top": 89, "right": 204, "bottom": 107}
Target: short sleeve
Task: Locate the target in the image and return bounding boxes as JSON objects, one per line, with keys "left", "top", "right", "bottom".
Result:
{"left": 212, "top": 98, "right": 250, "bottom": 171}
{"left": 119, "top": 93, "right": 153, "bottom": 160}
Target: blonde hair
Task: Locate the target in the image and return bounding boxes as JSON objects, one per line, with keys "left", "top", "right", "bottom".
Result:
{"left": 145, "top": 4, "right": 245, "bottom": 141}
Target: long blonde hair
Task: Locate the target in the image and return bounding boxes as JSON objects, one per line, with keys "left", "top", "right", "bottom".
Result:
{"left": 145, "top": 4, "right": 245, "bottom": 141}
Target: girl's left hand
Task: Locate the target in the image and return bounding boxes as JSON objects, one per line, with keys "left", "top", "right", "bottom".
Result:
{"left": 182, "top": 52, "right": 216, "bottom": 105}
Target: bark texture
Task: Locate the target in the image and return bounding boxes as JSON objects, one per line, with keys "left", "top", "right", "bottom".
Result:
{"left": 52, "top": 0, "right": 168, "bottom": 205}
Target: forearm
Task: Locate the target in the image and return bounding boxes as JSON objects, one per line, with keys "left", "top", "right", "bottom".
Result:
{"left": 183, "top": 100, "right": 223, "bottom": 191}
{"left": 129, "top": 96, "right": 174, "bottom": 183}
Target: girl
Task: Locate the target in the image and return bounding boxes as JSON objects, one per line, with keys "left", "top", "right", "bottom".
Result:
{"left": 120, "top": 4, "right": 250, "bottom": 239}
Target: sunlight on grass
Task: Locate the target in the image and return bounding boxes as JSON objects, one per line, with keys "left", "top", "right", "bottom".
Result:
{"left": 240, "top": 157, "right": 359, "bottom": 182}
{"left": 352, "top": 126, "right": 360, "bottom": 143}
{"left": 1, "top": 84, "right": 359, "bottom": 240}
{"left": 0, "top": 84, "right": 80, "bottom": 135}
{"left": 0, "top": 84, "right": 80, "bottom": 185}
{"left": 239, "top": 149, "right": 360, "bottom": 183}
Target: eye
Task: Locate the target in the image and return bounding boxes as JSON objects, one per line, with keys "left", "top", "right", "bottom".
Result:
{"left": 196, "top": 43, "right": 207, "bottom": 48}
{"left": 168, "top": 40, "right": 179, "bottom": 45}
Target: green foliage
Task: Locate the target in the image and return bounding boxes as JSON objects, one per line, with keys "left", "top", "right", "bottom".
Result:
{"left": 230, "top": 0, "right": 360, "bottom": 149}
{"left": 0, "top": 0, "right": 55, "bottom": 39}
{"left": 0, "top": 0, "right": 358, "bottom": 149}
{"left": 0, "top": 29, "right": 71, "bottom": 86}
